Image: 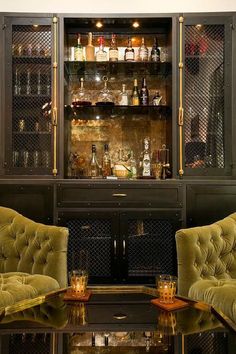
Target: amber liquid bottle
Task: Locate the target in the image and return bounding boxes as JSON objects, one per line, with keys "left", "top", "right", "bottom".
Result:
{"left": 109, "top": 34, "right": 118, "bottom": 61}
{"left": 131, "top": 79, "right": 140, "bottom": 106}
{"left": 124, "top": 37, "right": 135, "bottom": 61}
{"left": 85, "top": 32, "right": 95, "bottom": 61}
{"left": 102, "top": 144, "right": 112, "bottom": 177}
{"left": 89, "top": 144, "right": 100, "bottom": 178}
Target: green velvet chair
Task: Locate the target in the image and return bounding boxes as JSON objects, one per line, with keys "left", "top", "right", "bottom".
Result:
{"left": 0, "top": 206, "right": 68, "bottom": 309}
{"left": 175, "top": 212, "right": 236, "bottom": 323}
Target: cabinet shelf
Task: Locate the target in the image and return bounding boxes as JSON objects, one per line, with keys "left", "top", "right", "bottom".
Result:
{"left": 65, "top": 104, "right": 171, "bottom": 120}
{"left": 64, "top": 61, "right": 172, "bottom": 77}
{"left": 13, "top": 56, "right": 51, "bottom": 64}
{"left": 13, "top": 131, "right": 51, "bottom": 135}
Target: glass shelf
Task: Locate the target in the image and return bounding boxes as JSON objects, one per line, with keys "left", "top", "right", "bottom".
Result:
{"left": 13, "top": 56, "right": 51, "bottom": 64}
{"left": 65, "top": 104, "right": 171, "bottom": 120}
{"left": 64, "top": 61, "right": 172, "bottom": 77}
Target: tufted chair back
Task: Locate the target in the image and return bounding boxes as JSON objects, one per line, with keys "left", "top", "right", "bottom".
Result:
{"left": 175, "top": 213, "right": 236, "bottom": 297}
{"left": 0, "top": 206, "right": 68, "bottom": 288}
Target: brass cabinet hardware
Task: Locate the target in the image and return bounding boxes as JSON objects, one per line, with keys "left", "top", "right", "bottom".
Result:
{"left": 112, "top": 193, "right": 127, "bottom": 197}
{"left": 123, "top": 240, "right": 126, "bottom": 256}
{"left": 52, "top": 16, "right": 58, "bottom": 176}
{"left": 178, "top": 16, "right": 184, "bottom": 177}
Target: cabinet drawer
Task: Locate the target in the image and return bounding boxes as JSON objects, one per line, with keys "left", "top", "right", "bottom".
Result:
{"left": 57, "top": 183, "right": 182, "bottom": 208}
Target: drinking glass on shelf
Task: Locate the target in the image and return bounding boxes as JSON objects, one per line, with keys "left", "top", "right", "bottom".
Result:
{"left": 33, "top": 150, "right": 40, "bottom": 168}
{"left": 21, "top": 150, "right": 30, "bottom": 168}
{"left": 13, "top": 151, "right": 19, "bottom": 167}
{"left": 42, "top": 150, "right": 50, "bottom": 168}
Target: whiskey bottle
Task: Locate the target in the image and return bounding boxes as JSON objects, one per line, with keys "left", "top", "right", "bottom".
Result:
{"left": 140, "top": 78, "right": 149, "bottom": 105}
{"left": 109, "top": 34, "right": 118, "bottom": 61}
{"left": 72, "top": 78, "right": 92, "bottom": 107}
{"left": 118, "top": 84, "right": 129, "bottom": 105}
{"left": 138, "top": 37, "right": 148, "bottom": 62}
{"left": 131, "top": 79, "right": 140, "bottom": 106}
{"left": 142, "top": 137, "right": 151, "bottom": 177}
{"left": 102, "top": 144, "right": 112, "bottom": 177}
{"left": 85, "top": 32, "right": 95, "bottom": 61}
{"left": 124, "top": 37, "right": 135, "bottom": 61}
{"left": 96, "top": 36, "right": 108, "bottom": 62}
{"left": 150, "top": 37, "right": 160, "bottom": 62}
{"left": 74, "top": 34, "right": 84, "bottom": 61}
{"left": 152, "top": 91, "right": 162, "bottom": 106}
{"left": 89, "top": 144, "right": 100, "bottom": 178}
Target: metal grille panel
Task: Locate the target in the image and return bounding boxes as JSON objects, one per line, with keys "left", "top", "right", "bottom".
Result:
{"left": 10, "top": 25, "right": 52, "bottom": 173}
{"left": 127, "top": 219, "right": 176, "bottom": 276}
{"left": 8, "top": 333, "right": 51, "bottom": 354}
{"left": 184, "top": 25, "right": 225, "bottom": 169}
{"left": 186, "top": 332, "right": 228, "bottom": 354}
{"left": 67, "top": 219, "right": 112, "bottom": 277}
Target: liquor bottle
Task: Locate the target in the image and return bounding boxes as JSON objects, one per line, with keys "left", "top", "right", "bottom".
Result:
{"left": 102, "top": 144, "right": 112, "bottom": 177}
{"left": 129, "top": 150, "right": 137, "bottom": 178}
{"left": 37, "top": 69, "right": 42, "bottom": 95}
{"left": 26, "top": 69, "right": 31, "bottom": 95}
{"left": 138, "top": 37, "right": 148, "bottom": 62}
{"left": 140, "top": 78, "right": 149, "bottom": 105}
{"left": 118, "top": 84, "right": 129, "bottom": 105}
{"left": 150, "top": 37, "right": 160, "bottom": 62}
{"left": 152, "top": 91, "right": 162, "bottom": 106}
{"left": 142, "top": 137, "right": 151, "bottom": 177}
{"left": 124, "top": 37, "right": 135, "bottom": 61}
{"left": 96, "top": 36, "right": 108, "bottom": 62}
{"left": 109, "top": 34, "right": 118, "bottom": 61}
{"left": 46, "top": 74, "right": 51, "bottom": 96}
{"left": 96, "top": 76, "right": 114, "bottom": 105}
{"left": 72, "top": 78, "right": 92, "bottom": 107}
{"left": 74, "top": 34, "right": 84, "bottom": 61}
{"left": 85, "top": 32, "right": 95, "bottom": 61}
{"left": 131, "top": 79, "right": 140, "bottom": 106}
{"left": 14, "top": 68, "right": 21, "bottom": 95}
{"left": 89, "top": 144, "right": 100, "bottom": 178}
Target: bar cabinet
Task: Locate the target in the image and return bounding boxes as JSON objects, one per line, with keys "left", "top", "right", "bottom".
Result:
{"left": 0, "top": 12, "right": 236, "bottom": 284}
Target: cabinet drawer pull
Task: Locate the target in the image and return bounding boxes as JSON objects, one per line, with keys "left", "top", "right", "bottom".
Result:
{"left": 112, "top": 193, "right": 127, "bottom": 197}
{"left": 114, "top": 240, "right": 117, "bottom": 256}
{"left": 123, "top": 240, "right": 126, "bottom": 256}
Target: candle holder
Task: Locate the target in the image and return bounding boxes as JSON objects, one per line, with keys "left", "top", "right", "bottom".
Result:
{"left": 156, "top": 274, "right": 177, "bottom": 304}
{"left": 64, "top": 269, "right": 91, "bottom": 301}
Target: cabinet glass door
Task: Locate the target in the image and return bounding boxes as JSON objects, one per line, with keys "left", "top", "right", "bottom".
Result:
{"left": 64, "top": 17, "right": 172, "bottom": 181}
{"left": 4, "top": 17, "right": 53, "bottom": 175}
{"left": 120, "top": 210, "right": 181, "bottom": 284}
{"left": 182, "top": 16, "right": 232, "bottom": 176}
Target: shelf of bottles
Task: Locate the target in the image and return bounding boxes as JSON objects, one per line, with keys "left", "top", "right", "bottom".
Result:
{"left": 64, "top": 18, "right": 172, "bottom": 180}
{"left": 9, "top": 24, "right": 52, "bottom": 174}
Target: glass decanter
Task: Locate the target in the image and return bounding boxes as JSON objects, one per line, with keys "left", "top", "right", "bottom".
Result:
{"left": 96, "top": 76, "right": 114, "bottom": 106}
{"left": 71, "top": 78, "right": 92, "bottom": 107}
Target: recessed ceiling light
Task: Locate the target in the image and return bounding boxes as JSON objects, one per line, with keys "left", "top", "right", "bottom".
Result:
{"left": 132, "top": 21, "right": 140, "bottom": 28}
{"left": 96, "top": 21, "right": 103, "bottom": 29}
{"left": 195, "top": 24, "right": 202, "bottom": 30}
{"left": 33, "top": 24, "right": 39, "bottom": 28}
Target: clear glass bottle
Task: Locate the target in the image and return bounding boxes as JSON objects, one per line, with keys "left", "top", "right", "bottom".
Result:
{"left": 14, "top": 68, "right": 21, "bottom": 95}
{"left": 118, "top": 84, "right": 129, "bottom": 105}
{"left": 96, "top": 36, "right": 108, "bottom": 62}
{"left": 89, "top": 144, "right": 100, "bottom": 178}
{"left": 129, "top": 150, "right": 137, "bottom": 178}
{"left": 140, "top": 78, "right": 149, "bottom": 105}
{"left": 138, "top": 37, "right": 148, "bottom": 62}
{"left": 131, "top": 79, "right": 140, "bottom": 106}
{"left": 150, "top": 37, "right": 160, "bottom": 62}
{"left": 96, "top": 77, "right": 114, "bottom": 105}
{"left": 37, "top": 69, "right": 42, "bottom": 95}
{"left": 102, "top": 144, "right": 112, "bottom": 177}
{"left": 72, "top": 78, "right": 92, "bottom": 107}
{"left": 124, "top": 37, "right": 135, "bottom": 61}
{"left": 26, "top": 69, "right": 31, "bottom": 95}
{"left": 74, "top": 34, "right": 84, "bottom": 61}
{"left": 109, "top": 34, "right": 118, "bottom": 62}
{"left": 142, "top": 137, "right": 151, "bottom": 177}
{"left": 85, "top": 32, "right": 95, "bottom": 61}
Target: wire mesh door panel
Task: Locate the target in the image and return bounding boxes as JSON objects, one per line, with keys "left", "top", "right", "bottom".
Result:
{"left": 121, "top": 211, "right": 180, "bottom": 283}
{"left": 183, "top": 19, "right": 232, "bottom": 175}
{"left": 185, "top": 332, "right": 228, "bottom": 354}
{"left": 66, "top": 217, "right": 115, "bottom": 283}
{"left": 5, "top": 19, "right": 52, "bottom": 175}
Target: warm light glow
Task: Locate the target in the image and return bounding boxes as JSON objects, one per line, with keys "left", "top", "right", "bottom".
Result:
{"left": 132, "top": 21, "right": 140, "bottom": 28}
{"left": 195, "top": 24, "right": 202, "bottom": 30}
{"left": 33, "top": 24, "right": 39, "bottom": 28}
{"left": 96, "top": 21, "right": 103, "bottom": 29}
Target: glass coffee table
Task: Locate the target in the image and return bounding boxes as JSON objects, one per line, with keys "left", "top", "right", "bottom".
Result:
{"left": 0, "top": 286, "right": 235, "bottom": 354}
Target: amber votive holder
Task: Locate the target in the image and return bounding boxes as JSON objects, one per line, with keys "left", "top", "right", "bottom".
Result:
{"left": 69, "top": 270, "right": 88, "bottom": 297}
{"left": 156, "top": 274, "right": 177, "bottom": 304}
